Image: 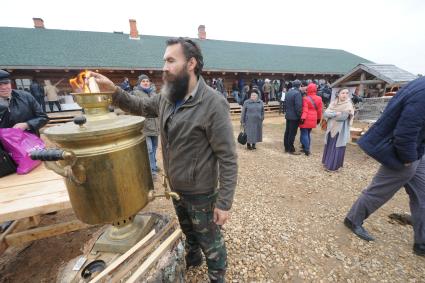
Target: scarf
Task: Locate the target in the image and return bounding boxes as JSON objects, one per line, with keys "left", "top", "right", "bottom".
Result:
{"left": 138, "top": 86, "right": 152, "bottom": 94}
{"left": 326, "top": 98, "right": 354, "bottom": 137}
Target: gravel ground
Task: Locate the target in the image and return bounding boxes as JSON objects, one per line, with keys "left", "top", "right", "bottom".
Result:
{"left": 1, "top": 116, "right": 424, "bottom": 282}
{"left": 179, "top": 116, "right": 425, "bottom": 282}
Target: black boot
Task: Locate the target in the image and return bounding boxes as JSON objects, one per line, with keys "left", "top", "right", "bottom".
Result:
{"left": 247, "top": 143, "right": 252, "bottom": 150}
{"left": 344, "top": 217, "right": 375, "bottom": 241}
{"left": 186, "top": 248, "right": 203, "bottom": 268}
{"left": 252, "top": 143, "right": 256, "bottom": 149}
{"left": 413, "top": 243, "right": 425, "bottom": 257}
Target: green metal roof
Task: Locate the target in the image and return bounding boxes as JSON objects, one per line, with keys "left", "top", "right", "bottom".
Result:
{"left": 0, "top": 27, "right": 372, "bottom": 74}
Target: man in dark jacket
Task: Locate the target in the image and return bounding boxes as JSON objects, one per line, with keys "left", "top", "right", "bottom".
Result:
{"left": 283, "top": 80, "right": 305, "bottom": 154}
{"left": 0, "top": 70, "right": 48, "bottom": 136}
{"left": 344, "top": 76, "right": 425, "bottom": 257}
{"left": 29, "top": 79, "right": 46, "bottom": 112}
{"left": 132, "top": 74, "right": 161, "bottom": 178}
{"left": 88, "top": 38, "right": 237, "bottom": 282}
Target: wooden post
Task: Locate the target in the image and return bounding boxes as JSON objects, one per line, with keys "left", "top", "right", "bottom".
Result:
{"left": 125, "top": 229, "right": 182, "bottom": 283}
{"left": 0, "top": 221, "right": 18, "bottom": 255}
{"left": 358, "top": 72, "right": 366, "bottom": 97}
{"left": 107, "top": 219, "right": 178, "bottom": 282}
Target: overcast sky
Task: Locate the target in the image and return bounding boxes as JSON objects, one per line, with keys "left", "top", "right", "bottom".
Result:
{"left": 1, "top": 0, "right": 424, "bottom": 75}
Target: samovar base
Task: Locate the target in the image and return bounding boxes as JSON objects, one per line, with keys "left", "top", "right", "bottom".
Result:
{"left": 92, "top": 214, "right": 155, "bottom": 254}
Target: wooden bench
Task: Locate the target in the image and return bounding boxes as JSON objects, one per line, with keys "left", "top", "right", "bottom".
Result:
{"left": 230, "top": 101, "right": 281, "bottom": 116}
{"left": 46, "top": 110, "right": 82, "bottom": 126}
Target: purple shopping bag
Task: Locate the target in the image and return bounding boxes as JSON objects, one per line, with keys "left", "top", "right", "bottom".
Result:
{"left": 0, "top": 128, "right": 45, "bottom": 174}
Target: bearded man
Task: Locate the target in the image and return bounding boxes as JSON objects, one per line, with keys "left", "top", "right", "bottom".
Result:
{"left": 89, "top": 37, "right": 238, "bottom": 283}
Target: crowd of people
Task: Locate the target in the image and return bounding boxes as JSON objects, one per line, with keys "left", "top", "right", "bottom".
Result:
{"left": 14, "top": 78, "right": 65, "bottom": 113}
{"left": 241, "top": 77, "right": 349, "bottom": 168}
{"left": 1, "top": 35, "right": 424, "bottom": 282}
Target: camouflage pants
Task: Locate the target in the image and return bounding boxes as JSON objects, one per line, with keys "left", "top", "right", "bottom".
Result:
{"left": 173, "top": 193, "right": 227, "bottom": 282}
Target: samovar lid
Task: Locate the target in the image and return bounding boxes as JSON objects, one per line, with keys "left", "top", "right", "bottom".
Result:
{"left": 43, "top": 114, "right": 145, "bottom": 142}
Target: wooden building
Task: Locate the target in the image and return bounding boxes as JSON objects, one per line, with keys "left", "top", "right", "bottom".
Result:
{"left": 1, "top": 18, "right": 372, "bottom": 96}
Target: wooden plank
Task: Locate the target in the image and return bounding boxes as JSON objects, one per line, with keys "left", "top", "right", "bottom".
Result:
{"left": 341, "top": 79, "right": 383, "bottom": 86}
{"left": 125, "top": 229, "right": 182, "bottom": 283}
{"left": 89, "top": 230, "right": 156, "bottom": 283}
{"left": 48, "top": 118, "right": 73, "bottom": 123}
{"left": 5, "top": 220, "right": 90, "bottom": 246}
{"left": 0, "top": 164, "right": 62, "bottom": 189}
{"left": 0, "top": 179, "right": 66, "bottom": 202}
{"left": 0, "top": 189, "right": 70, "bottom": 222}
{"left": 47, "top": 110, "right": 82, "bottom": 119}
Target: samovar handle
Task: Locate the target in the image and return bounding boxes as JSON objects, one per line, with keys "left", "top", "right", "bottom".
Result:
{"left": 30, "top": 149, "right": 86, "bottom": 185}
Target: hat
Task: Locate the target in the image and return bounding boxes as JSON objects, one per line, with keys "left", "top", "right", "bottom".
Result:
{"left": 292, "top": 80, "right": 301, "bottom": 88}
{"left": 0, "top": 70, "right": 11, "bottom": 83}
{"left": 138, "top": 74, "right": 150, "bottom": 81}
{"left": 250, "top": 88, "right": 260, "bottom": 96}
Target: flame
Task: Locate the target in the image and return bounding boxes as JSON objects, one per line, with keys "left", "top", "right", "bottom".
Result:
{"left": 69, "top": 71, "right": 91, "bottom": 93}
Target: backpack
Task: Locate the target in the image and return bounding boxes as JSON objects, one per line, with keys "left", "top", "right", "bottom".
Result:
{"left": 0, "top": 142, "right": 17, "bottom": 177}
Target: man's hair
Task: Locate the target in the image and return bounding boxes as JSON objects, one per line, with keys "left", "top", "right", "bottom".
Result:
{"left": 166, "top": 37, "right": 204, "bottom": 77}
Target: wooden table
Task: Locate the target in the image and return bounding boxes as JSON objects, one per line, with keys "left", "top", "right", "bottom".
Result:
{"left": 0, "top": 164, "right": 70, "bottom": 222}
{"left": 0, "top": 164, "right": 90, "bottom": 254}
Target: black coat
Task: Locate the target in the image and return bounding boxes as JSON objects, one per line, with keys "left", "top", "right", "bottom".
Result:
{"left": 29, "top": 81, "right": 45, "bottom": 98}
{"left": 358, "top": 76, "right": 425, "bottom": 169}
{"left": 285, "top": 87, "right": 303, "bottom": 120}
{"left": 0, "top": 90, "right": 49, "bottom": 135}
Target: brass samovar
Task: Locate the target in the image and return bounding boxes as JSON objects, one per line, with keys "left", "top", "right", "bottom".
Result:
{"left": 31, "top": 90, "right": 176, "bottom": 253}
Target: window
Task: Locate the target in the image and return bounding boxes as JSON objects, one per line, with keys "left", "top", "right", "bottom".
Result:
{"left": 15, "top": 78, "right": 32, "bottom": 91}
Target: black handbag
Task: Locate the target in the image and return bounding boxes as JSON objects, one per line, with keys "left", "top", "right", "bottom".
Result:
{"left": 237, "top": 127, "right": 247, "bottom": 145}
{"left": 0, "top": 142, "right": 17, "bottom": 177}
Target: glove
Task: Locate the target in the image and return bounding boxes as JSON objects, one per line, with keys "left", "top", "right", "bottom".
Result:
{"left": 317, "top": 119, "right": 321, "bottom": 125}
{"left": 300, "top": 119, "right": 305, "bottom": 125}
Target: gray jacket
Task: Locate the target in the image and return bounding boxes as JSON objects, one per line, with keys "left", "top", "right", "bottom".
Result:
{"left": 285, "top": 87, "right": 303, "bottom": 120}
{"left": 131, "top": 89, "right": 160, "bottom": 136}
{"left": 241, "top": 99, "right": 264, "bottom": 144}
{"left": 112, "top": 77, "right": 238, "bottom": 210}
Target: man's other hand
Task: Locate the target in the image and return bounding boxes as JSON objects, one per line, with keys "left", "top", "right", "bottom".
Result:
{"left": 13, "top": 122, "right": 29, "bottom": 130}
{"left": 213, "top": 208, "right": 230, "bottom": 225}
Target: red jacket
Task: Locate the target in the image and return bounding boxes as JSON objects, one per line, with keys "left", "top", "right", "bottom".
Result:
{"left": 300, "top": 84, "right": 323, "bottom": 129}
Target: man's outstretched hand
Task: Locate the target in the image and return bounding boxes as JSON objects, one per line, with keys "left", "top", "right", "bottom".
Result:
{"left": 87, "top": 71, "right": 116, "bottom": 92}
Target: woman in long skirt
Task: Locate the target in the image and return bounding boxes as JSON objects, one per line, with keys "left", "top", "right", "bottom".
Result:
{"left": 240, "top": 89, "right": 264, "bottom": 150}
{"left": 322, "top": 88, "right": 354, "bottom": 171}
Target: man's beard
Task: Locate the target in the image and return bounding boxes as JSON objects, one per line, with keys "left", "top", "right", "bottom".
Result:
{"left": 162, "top": 66, "right": 190, "bottom": 102}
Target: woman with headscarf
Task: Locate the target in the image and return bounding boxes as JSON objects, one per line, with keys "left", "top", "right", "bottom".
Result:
{"left": 299, "top": 83, "right": 323, "bottom": 156}
{"left": 240, "top": 89, "right": 264, "bottom": 150}
{"left": 322, "top": 88, "right": 354, "bottom": 171}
